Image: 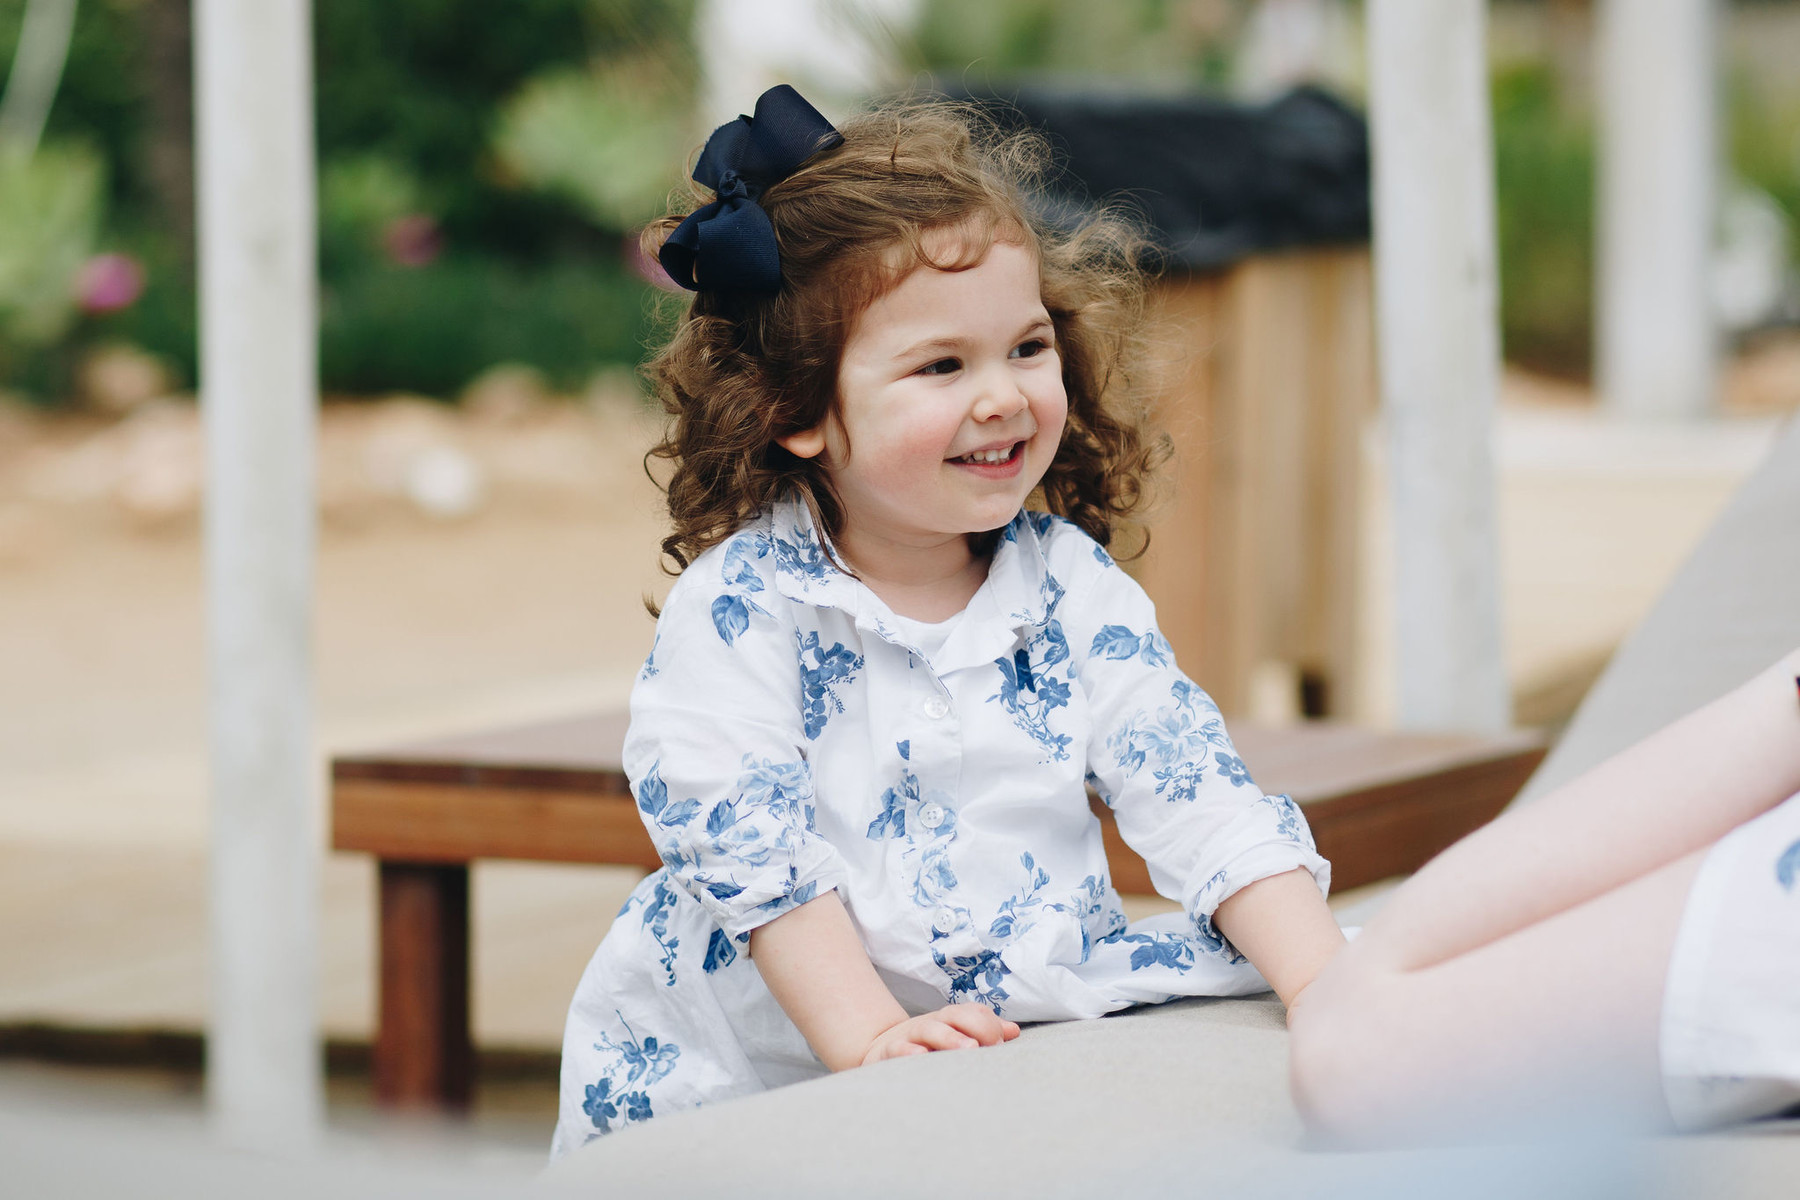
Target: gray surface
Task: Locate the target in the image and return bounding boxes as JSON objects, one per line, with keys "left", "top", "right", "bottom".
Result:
{"left": 1521, "top": 413, "right": 1800, "bottom": 801}
{"left": 543, "top": 995, "right": 1297, "bottom": 1198}
{"left": 541, "top": 992, "right": 1800, "bottom": 1198}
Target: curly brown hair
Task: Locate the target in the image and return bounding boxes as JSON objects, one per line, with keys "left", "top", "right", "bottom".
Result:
{"left": 641, "top": 95, "right": 1166, "bottom": 575}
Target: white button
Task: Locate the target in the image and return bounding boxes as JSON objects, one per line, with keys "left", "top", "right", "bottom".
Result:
{"left": 931, "top": 907, "right": 958, "bottom": 934}
{"left": 923, "top": 696, "right": 949, "bottom": 719}
{"left": 918, "top": 803, "right": 946, "bottom": 830}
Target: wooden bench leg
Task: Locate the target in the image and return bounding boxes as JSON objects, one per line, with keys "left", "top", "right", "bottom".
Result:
{"left": 375, "top": 861, "right": 472, "bottom": 1109}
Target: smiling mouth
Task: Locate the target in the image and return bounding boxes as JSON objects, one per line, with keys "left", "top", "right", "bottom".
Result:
{"left": 950, "top": 441, "right": 1024, "bottom": 466}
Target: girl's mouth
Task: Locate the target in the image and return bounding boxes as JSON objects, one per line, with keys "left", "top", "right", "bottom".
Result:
{"left": 950, "top": 441, "right": 1024, "bottom": 467}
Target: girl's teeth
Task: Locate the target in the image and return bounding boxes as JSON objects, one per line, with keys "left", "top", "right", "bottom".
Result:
{"left": 960, "top": 446, "right": 1013, "bottom": 464}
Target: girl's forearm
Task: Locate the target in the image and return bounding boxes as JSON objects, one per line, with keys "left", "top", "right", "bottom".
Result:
{"left": 747, "top": 890, "right": 909, "bottom": 1071}
{"left": 1211, "top": 867, "right": 1345, "bottom": 1008}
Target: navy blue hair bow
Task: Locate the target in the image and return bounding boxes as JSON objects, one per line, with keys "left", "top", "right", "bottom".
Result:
{"left": 658, "top": 85, "right": 843, "bottom": 294}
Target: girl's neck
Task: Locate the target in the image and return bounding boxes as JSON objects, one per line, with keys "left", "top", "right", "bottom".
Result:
{"left": 832, "top": 524, "right": 989, "bottom": 622}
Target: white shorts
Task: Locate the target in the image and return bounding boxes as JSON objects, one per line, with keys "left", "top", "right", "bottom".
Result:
{"left": 1660, "top": 790, "right": 1800, "bottom": 1131}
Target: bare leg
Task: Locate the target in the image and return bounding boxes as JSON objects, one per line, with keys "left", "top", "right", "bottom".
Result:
{"left": 1290, "top": 649, "right": 1800, "bottom": 1144}
{"left": 1353, "top": 648, "right": 1800, "bottom": 974}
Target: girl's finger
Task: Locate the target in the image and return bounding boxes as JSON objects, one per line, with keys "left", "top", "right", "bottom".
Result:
{"left": 939, "top": 1005, "right": 1019, "bottom": 1045}
{"left": 914, "top": 1021, "right": 980, "bottom": 1052}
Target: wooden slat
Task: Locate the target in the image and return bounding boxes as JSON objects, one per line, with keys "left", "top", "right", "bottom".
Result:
{"left": 1303, "top": 747, "right": 1544, "bottom": 889}
{"left": 334, "top": 777, "right": 660, "bottom": 869}
{"left": 331, "top": 713, "right": 1545, "bottom": 893}
{"left": 1131, "top": 274, "right": 1222, "bottom": 703}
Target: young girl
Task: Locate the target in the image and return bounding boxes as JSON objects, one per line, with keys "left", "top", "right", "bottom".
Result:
{"left": 1289, "top": 651, "right": 1800, "bottom": 1143}
{"left": 552, "top": 86, "right": 1345, "bottom": 1158}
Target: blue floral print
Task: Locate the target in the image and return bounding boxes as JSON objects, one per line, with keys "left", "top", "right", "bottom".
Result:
{"left": 988, "top": 576, "right": 1074, "bottom": 761}
{"left": 582, "top": 1013, "right": 680, "bottom": 1135}
{"left": 703, "top": 927, "right": 737, "bottom": 973}
{"left": 1260, "top": 792, "right": 1309, "bottom": 844}
{"left": 1088, "top": 624, "right": 1172, "bottom": 668}
{"left": 554, "top": 494, "right": 1330, "bottom": 1157}
{"left": 988, "top": 852, "right": 1052, "bottom": 940}
{"left": 934, "top": 946, "right": 1012, "bottom": 1010}
{"left": 795, "top": 629, "right": 863, "bottom": 740}
{"left": 1216, "top": 752, "right": 1253, "bottom": 788}
{"left": 773, "top": 525, "right": 833, "bottom": 582}
{"left": 722, "top": 532, "right": 773, "bottom": 590}
{"left": 639, "top": 875, "right": 682, "bottom": 985}
{"left": 1120, "top": 930, "right": 1197, "bottom": 973}
{"left": 1107, "top": 678, "right": 1237, "bottom": 802}
{"left": 865, "top": 755, "right": 963, "bottom": 911}
{"left": 864, "top": 754, "right": 917, "bottom": 841}
{"left": 1777, "top": 839, "right": 1800, "bottom": 893}
{"left": 711, "top": 532, "right": 776, "bottom": 645}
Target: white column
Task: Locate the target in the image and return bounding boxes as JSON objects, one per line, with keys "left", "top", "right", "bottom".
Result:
{"left": 0, "top": 0, "right": 79, "bottom": 157}
{"left": 195, "top": 0, "right": 321, "bottom": 1147}
{"left": 1595, "top": 0, "right": 1718, "bottom": 420}
{"left": 1366, "top": 0, "right": 1510, "bottom": 733}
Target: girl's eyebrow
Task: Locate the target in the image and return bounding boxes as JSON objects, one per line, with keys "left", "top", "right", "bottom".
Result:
{"left": 889, "top": 317, "right": 1054, "bottom": 363}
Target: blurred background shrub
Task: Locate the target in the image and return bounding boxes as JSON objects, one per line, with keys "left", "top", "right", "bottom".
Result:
{"left": 1490, "top": 61, "right": 1595, "bottom": 377}
{"left": 0, "top": 0, "right": 1796, "bottom": 404}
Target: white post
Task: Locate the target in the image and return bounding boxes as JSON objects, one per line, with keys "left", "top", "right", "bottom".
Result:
{"left": 0, "top": 0, "right": 79, "bottom": 158}
{"left": 1595, "top": 0, "right": 1717, "bottom": 420}
{"left": 1366, "top": 0, "right": 1510, "bottom": 733}
{"left": 195, "top": 0, "right": 321, "bottom": 1146}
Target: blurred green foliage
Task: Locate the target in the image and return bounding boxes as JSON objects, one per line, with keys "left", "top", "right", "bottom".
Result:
{"left": 0, "top": 142, "right": 103, "bottom": 352}
{"left": 5, "top": 0, "right": 1798, "bottom": 401}
{"left": 1491, "top": 63, "right": 1595, "bottom": 376}
{"left": 492, "top": 62, "right": 690, "bottom": 231}
{"left": 1727, "top": 72, "right": 1800, "bottom": 264}
{"left": 910, "top": 0, "right": 1240, "bottom": 89}
{"left": 2, "top": 0, "right": 690, "bottom": 403}
{"left": 320, "top": 253, "right": 649, "bottom": 396}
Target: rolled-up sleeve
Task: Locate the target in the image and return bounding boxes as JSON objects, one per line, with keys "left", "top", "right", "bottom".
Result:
{"left": 623, "top": 571, "right": 848, "bottom": 942}
{"left": 1069, "top": 550, "right": 1329, "bottom": 922}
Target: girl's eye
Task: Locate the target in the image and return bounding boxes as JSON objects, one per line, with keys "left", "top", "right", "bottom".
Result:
{"left": 1011, "top": 339, "right": 1050, "bottom": 360}
{"left": 918, "top": 358, "right": 961, "bottom": 376}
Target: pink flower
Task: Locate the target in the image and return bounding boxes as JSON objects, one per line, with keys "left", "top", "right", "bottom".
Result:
{"left": 625, "top": 231, "right": 681, "bottom": 292}
{"left": 76, "top": 253, "right": 146, "bottom": 314}
{"left": 382, "top": 213, "right": 443, "bottom": 268}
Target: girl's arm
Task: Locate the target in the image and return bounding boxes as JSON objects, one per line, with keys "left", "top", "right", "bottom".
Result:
{"left": 748, "top": 891, "right": 1019, "bottom": 1070}
{"left": 1211, "top": 866, "right": 1346, "bottom": 1008}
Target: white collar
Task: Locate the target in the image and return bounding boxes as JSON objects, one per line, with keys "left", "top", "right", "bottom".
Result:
{"left": 764, "top": 493, "right": 1062, "bottom": 671}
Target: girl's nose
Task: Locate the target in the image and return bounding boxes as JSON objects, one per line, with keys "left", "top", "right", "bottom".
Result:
{"left": 971, "top": 365, "right": 1029, "bottom": 422}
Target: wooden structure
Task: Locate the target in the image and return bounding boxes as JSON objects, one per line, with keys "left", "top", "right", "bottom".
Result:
{"left": 1132, "top": 247, "right": 1376, "bottom": 721}
{"left": 331, "top": 713, "right": 1544, "bottom": 1108}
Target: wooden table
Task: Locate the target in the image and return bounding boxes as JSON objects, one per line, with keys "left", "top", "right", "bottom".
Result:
{"left": 331, "top": 714, "right": 1545, "bottom": 1108}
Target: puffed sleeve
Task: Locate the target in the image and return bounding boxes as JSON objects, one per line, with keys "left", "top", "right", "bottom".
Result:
{"left": 1062, "top": 538, "right": 1330, "bottom": 925}
{"left": 622, "top": 549, "right": 849, "bottom": 943}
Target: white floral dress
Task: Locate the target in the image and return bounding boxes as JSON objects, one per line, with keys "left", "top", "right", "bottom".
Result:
{"left": 551, "top": 494, "right": 1329, "bottom": 1157}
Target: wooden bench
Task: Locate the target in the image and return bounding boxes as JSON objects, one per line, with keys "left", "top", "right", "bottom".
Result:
{"left": 330, "top": 713, "right": 1545, "bottom": 1108}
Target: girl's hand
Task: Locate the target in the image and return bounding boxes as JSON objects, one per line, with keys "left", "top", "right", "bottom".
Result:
{"left": 859, "top": 1003, "right": 1020, "bottom": 1066}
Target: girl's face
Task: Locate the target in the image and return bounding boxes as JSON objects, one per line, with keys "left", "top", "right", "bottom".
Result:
{"left": 780, "top": 235, "right": 1068, "bottom": 567}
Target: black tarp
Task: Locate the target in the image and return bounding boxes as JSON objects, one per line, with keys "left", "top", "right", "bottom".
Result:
{"left": 948, "top": 84, "right": 1372, "bottom": 273}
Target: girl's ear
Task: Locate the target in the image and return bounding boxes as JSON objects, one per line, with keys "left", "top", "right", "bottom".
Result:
{"left": 777, "top": 425, "right": 827, "bottom": 459}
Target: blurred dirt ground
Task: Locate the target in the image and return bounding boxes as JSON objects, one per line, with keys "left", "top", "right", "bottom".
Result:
{"left": 0, "top": 343, "right": 1794, "bottom": 1073}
